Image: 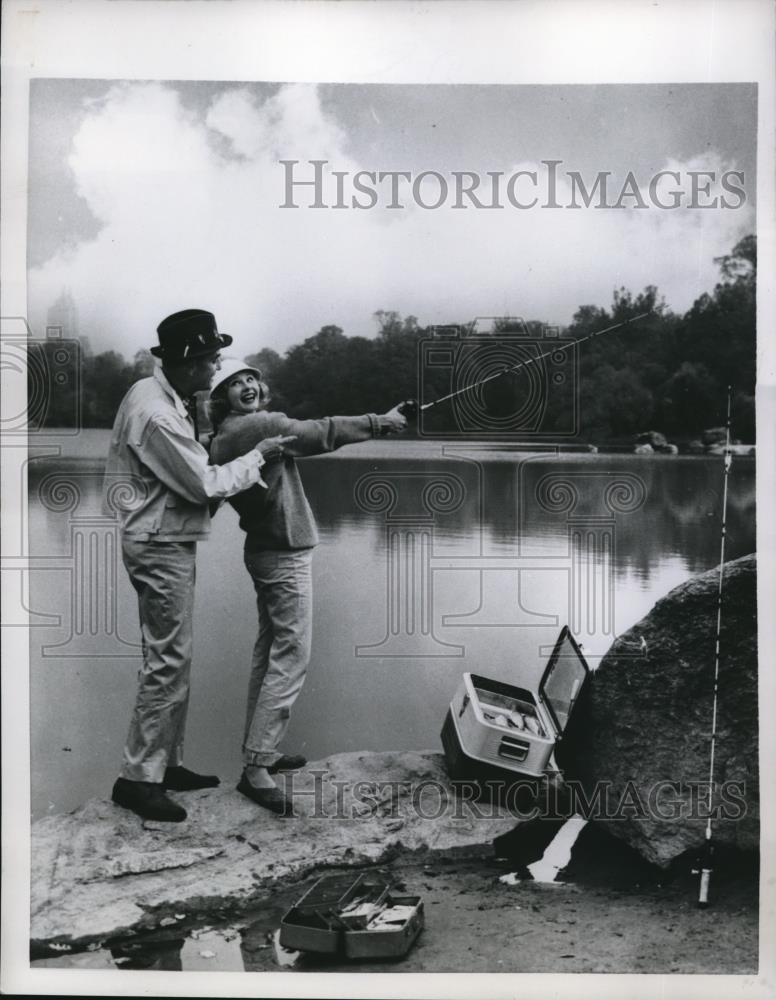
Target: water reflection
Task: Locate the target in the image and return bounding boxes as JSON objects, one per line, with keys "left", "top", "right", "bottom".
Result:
{"left": 28, "top": 452, "right": 755, "bottom": 819}
{"left": 306, "top": 454, "right": 755, "bottom": 580}
{"left": 111, "top": 938, "right": 185, "bottom": 971}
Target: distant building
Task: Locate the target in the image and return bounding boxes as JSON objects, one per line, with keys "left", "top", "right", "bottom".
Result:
{"left": 46, "top": 289, "right": 91, "bottom": 354}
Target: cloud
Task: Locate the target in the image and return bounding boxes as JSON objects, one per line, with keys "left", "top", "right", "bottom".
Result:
{"left": 28, "top": 82, "right": 754, "bottom": 360}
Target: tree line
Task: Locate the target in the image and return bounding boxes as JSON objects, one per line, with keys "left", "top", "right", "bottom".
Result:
{"left": 31, "top": 234, "right": 756, "bottom": 444}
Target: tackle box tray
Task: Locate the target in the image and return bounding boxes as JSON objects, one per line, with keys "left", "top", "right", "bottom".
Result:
{"left": 279, "top": 873, "right": 424, "bottom": 960}
{"left": 344, "top": 894, "right": 424, "bottom": 960}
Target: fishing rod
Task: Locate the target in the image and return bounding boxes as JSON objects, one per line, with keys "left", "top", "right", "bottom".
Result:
{"left": 400, "top": 311, "right": 653, "bottom": 416}
{"left": 697, "top": 384, "right": 733, "bottom": 908}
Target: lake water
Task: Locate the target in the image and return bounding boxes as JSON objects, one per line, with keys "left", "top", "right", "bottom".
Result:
{"left": 26, "top": 434, "right": 756, "bottom": 819}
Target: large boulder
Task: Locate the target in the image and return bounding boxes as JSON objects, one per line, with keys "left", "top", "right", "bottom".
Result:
{"left": 573, "top": 554, "right": 758, "bottom": 868}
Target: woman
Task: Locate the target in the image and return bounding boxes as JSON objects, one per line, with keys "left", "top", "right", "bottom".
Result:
{"left": 209, "top": 358, "right": 407, "bottom": 815}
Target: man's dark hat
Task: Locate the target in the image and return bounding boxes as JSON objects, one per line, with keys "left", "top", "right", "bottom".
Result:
{"left": 151, "top": 309, "right": 233, "bottom": 360}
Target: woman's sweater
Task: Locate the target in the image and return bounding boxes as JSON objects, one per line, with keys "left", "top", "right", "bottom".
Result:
{"left": 209, "top": 410, "right": 383, "bottom": 550}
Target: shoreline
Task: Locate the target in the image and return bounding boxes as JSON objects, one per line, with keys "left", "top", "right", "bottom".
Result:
{"left": 33, "top": 829, "right": 758, "bottom": 974}
{"left": 25, "top": 429, "right": 757, "bottom": 465}
{"left": 30, "top": 748, "right": 758, "bottom": 974}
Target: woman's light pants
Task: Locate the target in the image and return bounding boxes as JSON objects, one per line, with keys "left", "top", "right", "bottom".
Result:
{"left": 242, "top": 548, "right": 313, "bottom": 768}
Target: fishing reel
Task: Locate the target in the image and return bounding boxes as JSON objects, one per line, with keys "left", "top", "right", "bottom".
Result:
{"left": 691, "top": 837, "right": 715, "bottom": 908}
{"left": 397, "top": 399, "right": 419, "bottom": 419}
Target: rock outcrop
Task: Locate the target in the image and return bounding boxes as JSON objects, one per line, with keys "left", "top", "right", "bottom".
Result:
{"left": 697, "top": 428, "right": 755, "bottom": 456}
{"left": 702, "top": 426, "right": 727, "bottom": 446}
{"left": 634, "top": 430, "right": 678, "bottom": 454}
{"left": 707, "top": 443, "right": 756, "bottom": 457}
{"left": 31, "top": 750, "right": 518, "bottom": 954}
{"left": 574, "top": 554, "right": 758, "bottom": 868}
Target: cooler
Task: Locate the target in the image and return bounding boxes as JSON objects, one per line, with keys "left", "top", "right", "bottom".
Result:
{"left": 441, "top": 625, "right": 590, "bottom": 781}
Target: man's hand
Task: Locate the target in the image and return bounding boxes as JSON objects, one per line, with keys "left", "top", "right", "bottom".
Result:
{"left": 379, "top": 404, "right": 410, "bottom": 435}
{"left": 257, "top": 435, "right": 297, "bottom": 461}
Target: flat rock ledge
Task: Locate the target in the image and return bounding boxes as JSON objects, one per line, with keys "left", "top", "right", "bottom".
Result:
{"left": 31, "top": 750, "right": 517, "bottom": 954}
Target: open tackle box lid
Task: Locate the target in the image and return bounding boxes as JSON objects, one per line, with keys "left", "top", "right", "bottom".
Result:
{"left": 293, "top": 871, "right": 385, "bottom": 916}
{"left": 537, "top": 625, "right": 590, "bottom": 738}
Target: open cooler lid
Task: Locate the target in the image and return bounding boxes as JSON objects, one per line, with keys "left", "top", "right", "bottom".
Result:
{"left": 538, "top": 626, "right": 590, "bottom": 736}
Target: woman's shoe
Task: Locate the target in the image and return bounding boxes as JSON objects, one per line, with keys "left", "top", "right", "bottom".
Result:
{"left": 236, "top": 773, "right": 294, "bottom": 816}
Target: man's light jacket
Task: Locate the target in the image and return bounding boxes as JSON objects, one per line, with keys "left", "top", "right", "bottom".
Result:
{"left": 103, "top": 366, "right": 265, "bottom": 541}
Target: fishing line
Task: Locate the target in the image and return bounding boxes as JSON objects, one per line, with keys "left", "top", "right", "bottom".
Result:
{"left": 698, "top": 384, "right": 733, "bottom": 907}
{"left": 416, "top": 310, "right": 653, "bottom": 412}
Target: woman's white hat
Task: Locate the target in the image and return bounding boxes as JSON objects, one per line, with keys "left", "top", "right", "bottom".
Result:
{"left": 210, "top": 356, "right": 262, "bottom": 398}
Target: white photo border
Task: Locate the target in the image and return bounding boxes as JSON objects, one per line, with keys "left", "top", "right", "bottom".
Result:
{"left": 2, "top": 1, "right": 774, "bottom": 997}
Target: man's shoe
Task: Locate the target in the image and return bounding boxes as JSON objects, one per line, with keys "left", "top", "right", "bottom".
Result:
{"left": 236, "top": 773, "right": 294, "bottom": 816}
{"left": 267, "top": 754, "right": 307, "bottom": 774}
{"left": 163, "top": 765, "right": 220, "bottom": 791}
{"left": 112, "top": 778, "right": 187, "bottom": 822}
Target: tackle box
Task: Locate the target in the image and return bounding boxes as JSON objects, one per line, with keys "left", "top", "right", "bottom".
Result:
{"left": 441, "top": 625, "right": 590, "bottom": 782}
{"left": 279, "top": 872, "right": 424, "bottom": 960}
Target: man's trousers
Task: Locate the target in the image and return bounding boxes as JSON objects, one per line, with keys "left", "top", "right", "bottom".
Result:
{"left": 120, "top": 538, "right": 197, "bottom": 782}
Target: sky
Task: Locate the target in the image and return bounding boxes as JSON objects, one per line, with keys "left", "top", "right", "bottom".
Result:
{"left": 27, "top": 80, "right": 756, "bottom": 360}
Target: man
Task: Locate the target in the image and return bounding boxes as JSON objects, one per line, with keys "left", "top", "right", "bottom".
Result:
{"left": 103, "top": 309, "right": 281, "bottom": 823}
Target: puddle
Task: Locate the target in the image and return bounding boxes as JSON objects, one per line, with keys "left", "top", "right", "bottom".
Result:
{"left": 32, "top": 881, "right": 306, "bottom": 973}
{"left": 179, "top": 927, "right": 246, "bottom": 971}
{"left": 34, "top": 925, "right": 251, "bottom": 972}
{"left": 32, "top": 949, "right": 121, "bottom": 970}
